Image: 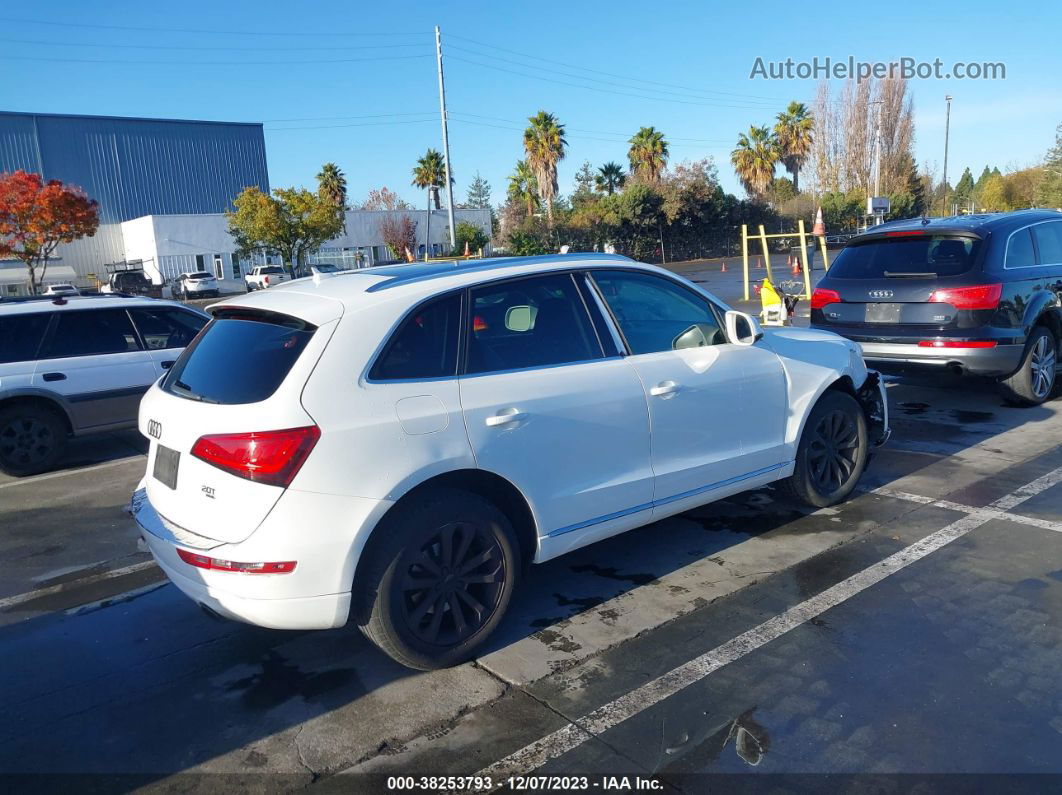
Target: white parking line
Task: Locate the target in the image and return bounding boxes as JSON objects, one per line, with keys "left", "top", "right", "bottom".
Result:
{"left": 0, "top": 560, "right": 158, "bottom": 611}
{"left": 475, "top": 465, "right": 1062, "bottom": 783}
{"left": 872, "top": 486, "right": 1062, "bottom": 534}
{"left": 0, "top": 455, "right": 143, "bottom": 490}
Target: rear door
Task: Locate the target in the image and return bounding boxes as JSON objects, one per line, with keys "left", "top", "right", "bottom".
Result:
{"left": 128, "top": 306, "right": 209, "bottom": 377}
{"left": 35, "top": 308, "right": 156, "bottom": 430}
{"left": 589, "top": 270, "right": 788, "bottom": 509}
{"left": 1031, "top": 221, "right": 1062, "bottom": 314}
{"left": 458, "top": 272, "right": 654, "bottom": 548}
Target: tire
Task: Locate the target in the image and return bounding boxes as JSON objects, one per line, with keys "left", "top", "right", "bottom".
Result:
{"left": 0, "top": 404, "right": 68, "bottom": 476}
{"left": 999, "top": 327, "right": 1057, "bottom": 406}
{"left": 358, "top": 488, "right": 520, "bottom": 670}
{"left": 778, "top": 391, "right": 868, "bottom": 508}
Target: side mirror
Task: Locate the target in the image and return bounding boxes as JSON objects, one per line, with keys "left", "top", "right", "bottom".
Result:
{"left": 724, "top": 310, "right": 763, "bottom": 346}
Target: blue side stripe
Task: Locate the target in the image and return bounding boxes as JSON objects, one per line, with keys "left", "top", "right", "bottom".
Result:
{"left": 546, "top": 462, "right": 791, "bottom": 538}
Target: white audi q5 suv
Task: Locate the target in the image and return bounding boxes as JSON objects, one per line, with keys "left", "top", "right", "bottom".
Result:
{"left": 130, "top": 254, "right": 888, "bottom": 669}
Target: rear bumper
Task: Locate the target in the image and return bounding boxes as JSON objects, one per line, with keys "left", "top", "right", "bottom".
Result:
{"left": 857, "top": 341, "right": 1024, "bottom": 377}
{"left": 129, "top": 482, "right": 388, "bottom": 630}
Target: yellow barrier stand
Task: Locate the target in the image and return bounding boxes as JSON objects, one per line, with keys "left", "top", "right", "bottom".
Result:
{"left": 797, "top": 220, "right": 812, "bottom": 300}
{"left": 758, "top": 224, "right": 773, "bottom": 284}
{"left": 741, "top": 224, "right": 750, "bottom": 301}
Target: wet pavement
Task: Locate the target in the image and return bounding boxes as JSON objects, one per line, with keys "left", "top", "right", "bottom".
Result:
{"left": 2, "top": 259, "right": 1062, "bottom": 790}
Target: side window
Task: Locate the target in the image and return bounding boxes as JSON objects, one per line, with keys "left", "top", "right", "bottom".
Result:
{"left": 130, "top": 308, "right": 208, "bottom": 350}
{"left": 370, "top": 293, "right": 461, "bottom": 380}
{"left": 591, "top": 270, "right": 725, "bottom": 355}
{"left": 1033, "top": 223, "right": 1062, "bottom": 265}
{"left": 1006, "top": 228, "right": 1035, "bottom": 268}
{"left": 466, "top": 273, "right": 602, "bottom": 375}
{"left": 42, "top": 309, "right": 141, "bottom": 358}
{"left": 0, "top": 313, "right": 51, "bottom": 364}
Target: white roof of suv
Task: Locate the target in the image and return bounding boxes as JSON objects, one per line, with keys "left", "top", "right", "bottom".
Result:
{"left": 0, "top": 295, "right": 188, "bottom": 317}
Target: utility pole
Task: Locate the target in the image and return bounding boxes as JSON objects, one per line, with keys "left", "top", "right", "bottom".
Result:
{"left": 941, "top": 95, "right": 953, "bottom": 217}
{"left": 434, "top": 26, "right": 456, "bottom": 251}
{"left": 872, "top": 100, "right": 883, "bottom": 226}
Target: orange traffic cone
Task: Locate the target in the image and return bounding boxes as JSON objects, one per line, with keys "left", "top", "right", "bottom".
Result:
{"left": 791, "top": 257, "right": 800, "bottom": 275}
{"left": 464, "top": 241, "right": 470, "bottom": 257}
{"left": 720, "top": 260, "right": 727, "bottom": 272}
{"left": 756, "top": 256, "right": 763, "bottom": 269}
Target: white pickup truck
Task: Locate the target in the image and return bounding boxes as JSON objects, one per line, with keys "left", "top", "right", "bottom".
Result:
{"left": 244, "top": 266, "right": 291, "bottom": 291}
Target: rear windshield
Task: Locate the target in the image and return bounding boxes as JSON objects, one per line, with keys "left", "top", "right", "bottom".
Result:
{"left": 187, "top": 272, "right": 212, "bottom": 279}
{"left": 260, "top": 267, "right": 285, "bottom": 275}
{"left": 829, "top": 235, "right": 980, "bottom": 279}
{"left": 162, "top": 310, "right": 316, "bottom": 404}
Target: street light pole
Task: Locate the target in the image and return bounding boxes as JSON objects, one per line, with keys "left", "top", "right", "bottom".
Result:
{"left": 941, "top": 95, "right": 953, "bottom": 216}
{"left": 434, "top": 26, "right": 457, "bottom": 251}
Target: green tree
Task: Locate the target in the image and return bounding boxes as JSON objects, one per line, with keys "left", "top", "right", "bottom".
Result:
{"left": 628, "top": 126, "right": 670, "bottom": 183}
{"left": 595, "top": 161, "right": 626, "bottom": 195}
{"left": 1036, "top": 123, "right": 1062, "bottom": 208}
{"left": 451, "top": 219, "right": 489, "bottom": 256}
{"left": 465, "top": 171, "right": 492, "bottom": 208}
{"left": 773, "top": 101, "right": 814, "bottom": 193}
{"left": 953, "top": 167, "right": 975, "bottom": 209}
{"left": 507, "top": 160, "right": 540, "bottom": 217}
{"left": 227, "top": 186, "right": 344, "bottom": 275}
{"left": 412, "top": 148, "right": 451, "bottom": 210}
{"left": 731, "top": 125, "right": 778, "bottom": 198}
{"left": 572, "top": 160, "right": 595, "bottom": 205}
{"left": 979, "top": 174, "right": 1008, "bottom": 211}
{"left": 523, "top": 111, "right": 567, "bottom": 224}
{"left": 315, "top": 163, "right": 347, "bottom": 209}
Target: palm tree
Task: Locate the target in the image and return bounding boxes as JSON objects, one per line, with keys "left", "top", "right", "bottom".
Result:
{"left": 316, "top": 163, "right": 347, "bottom": 208}
{"left": 523, "top": 111, "right": 566, "bottom": 224}
{"left": 595, "top": 162, "right": 626, "bottom": 195}
{"left": 411, "top": 148, "right": 452, "bottom": 210}
{"left": 628, "top": 127, "right": 670, "bottom": 183}
{"left": 773, "top": 101, "right": 814, "bottom": 193}
{"left": 731, "top": 125, "right": 779, "bottom": 197}
{"left": 508, "top": 160, "right": 540, "bottom": 216}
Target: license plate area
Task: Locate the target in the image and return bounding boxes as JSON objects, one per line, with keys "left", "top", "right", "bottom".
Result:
{"left": 865, "top": 303, "right": 902, "bottom": 324}
{"left": 153, "top": 445, "right": 180, "bottom": 490}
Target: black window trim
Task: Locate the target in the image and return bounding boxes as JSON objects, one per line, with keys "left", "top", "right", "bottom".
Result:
{"left": 365, "top": 288, "right": 467, "bottom": 383}
{"left": 584, "top": 266, "right": 730, "bottom": 356}
{"left": 37, "top": 307, "right": 145, "bottom": 361}
{"left": 459, "top": 270, "right": 609, "bottom": 377}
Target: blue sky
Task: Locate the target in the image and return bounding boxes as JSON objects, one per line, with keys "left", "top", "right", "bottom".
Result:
{"left": 2, "top": 1, "right": 1060, "bottom": 207}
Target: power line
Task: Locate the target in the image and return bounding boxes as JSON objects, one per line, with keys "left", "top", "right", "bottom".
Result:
{"left": 446, "top": 54, "right": 789, "bottom": 111}
{"left": 447, "top": 117, "right": 726, "bottom": 150}
{"left": 0, "top": 35, "right": 429, "bottom": 52}
{"left": 450, "top": 111, "right": 733, "bottom": 144}
{"left": 0, "top": 53, "right": 433, "bottom": 66}
{"left": 262, "top": 111, "right": 438, "bottom": 123}
{"left": 265, "top": 118, "right": 437, "bottom": 132}
{"left": 446, "top": 32, "right": 788, "bottom": 103}
{"left": 446, "top": 44, "right": 778, "bottom": 108}
{"left": 0, "top": 16, "right": 430, "bottom": 38}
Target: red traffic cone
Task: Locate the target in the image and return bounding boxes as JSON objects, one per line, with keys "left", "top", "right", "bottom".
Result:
{"left": 791, "top": 258, "right": 800, "bottom": 275}
{"left": 756, "top": 256, "right": 763, "bottom": 269}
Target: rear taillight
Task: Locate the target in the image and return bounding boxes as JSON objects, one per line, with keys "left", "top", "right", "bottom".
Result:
{"left": 918, "top": 340, "right": 998, "bottom": 348}
{"left": 928, "top": 283, "right": 1001, "bottom": 310}
{"left": 811, "top": 288, "right": 841, "bottom": 310}
{"left": 191, "top": 425, "right": 320, "bottom": 487}
{"left": 176, "top": 548, "right": 296, "bottom": 574}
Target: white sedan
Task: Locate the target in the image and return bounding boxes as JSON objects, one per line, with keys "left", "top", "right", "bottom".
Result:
{"left": 130, "top": 254, "right": 889, "bottom": 669}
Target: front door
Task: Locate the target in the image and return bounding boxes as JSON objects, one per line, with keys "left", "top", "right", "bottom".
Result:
{"left": 458, "top": 273, "right": 654, "bottom": 556}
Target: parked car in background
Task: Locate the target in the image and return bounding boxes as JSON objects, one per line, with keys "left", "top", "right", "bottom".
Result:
{"left": 100, "top": 269, "right": 163, "bottom": 298}
{"left": 131, "top": 253, "right": 888, "bottom": 670}
{"left": 245, "top": 266, "right": 290, "bottom": 291}
{"left": 0, "top": 296, "right": 208, "bottom": 475}
{"left": 43, "top": 284, "right": 80, "bottom": 297}
{"left": 811, "top": 210, "right": 1062, "bottom": 405}
{"left": 173, "top": 271, "right": 220, "bottom": 300}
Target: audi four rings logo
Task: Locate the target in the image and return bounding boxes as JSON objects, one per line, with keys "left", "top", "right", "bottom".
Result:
{"left": 147, "top": 420, "right": 162, "bottom": 439}
{"left": 869, "top": 290, "right": 895, "bottom": 299}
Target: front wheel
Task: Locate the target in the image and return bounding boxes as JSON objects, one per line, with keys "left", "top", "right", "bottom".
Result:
{"left": 779, "top": 391, "right": 868, "bottom": 508}
{"left": 999, "top": 327, "right": 1057, "bottom": 406}
{"left": 358, "top": 488, "right": 520, "bottom": 670}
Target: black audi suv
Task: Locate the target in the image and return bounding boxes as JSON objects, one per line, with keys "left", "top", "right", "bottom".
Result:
{"left": 810, "top": 210, "right": 1062, "bottom": 405}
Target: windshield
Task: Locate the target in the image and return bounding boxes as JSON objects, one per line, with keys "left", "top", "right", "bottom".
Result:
{"left": 829, "top": 235, "right": 980, "bottom": 279}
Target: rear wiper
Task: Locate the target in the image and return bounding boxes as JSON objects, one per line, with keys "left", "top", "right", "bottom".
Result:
{"left": 172, "top": 379, "right": 218, "bottom": 404}
{"left": 883, "top": 271, "right": 937, "bottom": 278}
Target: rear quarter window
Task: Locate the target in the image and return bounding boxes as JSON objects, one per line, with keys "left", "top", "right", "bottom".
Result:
{"left": 1006, "top": 228, "right": 1036, "bottom": 268}
{"left": 0, "top": 313, "right": 50, "bottom": 364}
{"left": 1033, "top": 223, "right": 1062, "bottom": 265}
{"left": 163, "top": 310, "right": 316, "bottom": 404}
{"left": 830, "top": 235, "right": 980, "bottom": 279}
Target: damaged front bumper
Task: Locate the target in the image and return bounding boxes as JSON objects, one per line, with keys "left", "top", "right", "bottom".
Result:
{"left": 857, "top": 370, "right": 891, "bottom": 447}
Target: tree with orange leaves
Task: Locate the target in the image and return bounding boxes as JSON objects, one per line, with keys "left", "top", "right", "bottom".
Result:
{"left": 0, "top": 170, "right": 100, "bottom": 294}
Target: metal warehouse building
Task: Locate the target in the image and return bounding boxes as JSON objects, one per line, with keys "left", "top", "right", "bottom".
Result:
{"left": 0, "top": 111, "right": 269, "bottom": 291}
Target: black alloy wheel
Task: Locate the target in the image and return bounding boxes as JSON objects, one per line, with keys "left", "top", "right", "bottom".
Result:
{"left": 807, "top": 408, "right": 860, "bottom": 494}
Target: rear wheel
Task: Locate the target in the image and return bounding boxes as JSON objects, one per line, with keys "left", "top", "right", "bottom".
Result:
{"left": 999, "top": 327, "right": 1057, "bottom": 406}
{"left": 779, "top": 391, "right": 868, "bottom": 508}
{"left": 358, "top": 488, "right": 519, "bottom": 670}
{"left": 0, "top": 404, "right": 68, "bottom": 476}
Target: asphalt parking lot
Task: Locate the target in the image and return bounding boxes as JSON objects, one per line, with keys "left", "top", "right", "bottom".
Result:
{"left": 2, "top": 260, "right": 1061, "bottom": 790}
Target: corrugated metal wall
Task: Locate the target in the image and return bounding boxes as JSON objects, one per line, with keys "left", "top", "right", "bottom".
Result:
{"left": 0, "top": 112, "right": 269, "bottom": 281}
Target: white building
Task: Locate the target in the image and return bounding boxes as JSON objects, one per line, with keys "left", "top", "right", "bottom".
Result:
{"left": 1, "top": 207, "right": 493, "bottom": 295}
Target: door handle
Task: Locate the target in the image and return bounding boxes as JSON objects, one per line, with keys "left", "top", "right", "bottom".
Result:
{"left": 650, "top": 380, "right": 679, "bottom": 397}
{"left": 42, "top": 372, "right": 66, "bottom": 382}
{"left": 161, "top": 360, "right": 175, "bottom": 370}
{"left": 485, "top": 408, "right": 526, "bottom": 427}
